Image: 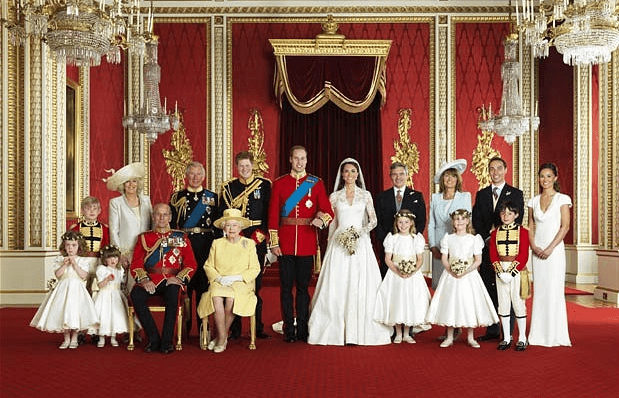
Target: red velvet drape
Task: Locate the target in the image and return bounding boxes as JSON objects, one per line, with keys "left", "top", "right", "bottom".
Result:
{"left": 279, "top": 95, "right": 383, "bottom": 197}
{"left": 284, "top": 56, "right": 377, "bottom": 103}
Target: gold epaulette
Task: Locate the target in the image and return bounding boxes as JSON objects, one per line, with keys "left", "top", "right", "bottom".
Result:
{"left": 319, "top": 212, "right": 333, "bottom": 228}
{"left": 493, "top": 261, "right": 503, "bottom": 274}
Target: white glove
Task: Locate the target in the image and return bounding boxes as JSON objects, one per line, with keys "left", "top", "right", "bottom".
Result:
{"left": 219, "top": 275, "right": 243, "bottom": 286}
{"left": 498, "top": 273, "right": 514, "bottom": 284}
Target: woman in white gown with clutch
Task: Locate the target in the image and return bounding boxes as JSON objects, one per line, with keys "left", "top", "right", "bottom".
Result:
{"left": 308, "top": 158, "right": 391, "bottom": 346}
{"left": 527, "top": 163, "right": 572, "bottom": 347}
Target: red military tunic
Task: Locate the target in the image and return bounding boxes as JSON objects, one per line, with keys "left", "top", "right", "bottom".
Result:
{"left": 130, "top": 229, "right": 197, "bottom": 287}
{"left": 489, "top": 224, "right": 530, "bottom": 274}
{"left": 268, "top": 172, "right": 334, "bottom": 256}
{"left": 69, "top": 221, "right": 110, "bottom": 257}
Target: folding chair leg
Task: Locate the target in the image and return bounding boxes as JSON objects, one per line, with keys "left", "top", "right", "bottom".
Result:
{"left": 200, "top": 317, "right": 210, "bottom": 350}
{"left": 175, "top": 305, "right": 183, "bottom": 351}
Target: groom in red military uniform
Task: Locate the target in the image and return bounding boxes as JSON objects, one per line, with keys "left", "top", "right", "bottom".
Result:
{"left": 130, "top": 203, "right": 197, "bottom": 354}
{"left": 268, "top": 146, "right": 334, "bottom": 343}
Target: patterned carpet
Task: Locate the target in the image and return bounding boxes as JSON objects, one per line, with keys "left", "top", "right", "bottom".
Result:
{"left": 1, "top": 287, "right": 617, "bottom": 398}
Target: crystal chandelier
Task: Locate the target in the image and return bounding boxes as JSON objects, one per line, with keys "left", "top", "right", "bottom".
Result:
{"left": 478, "top": 33, "right": 540, "bottom": 144}
{"left": 1, "top": 0, "right": 151, "bottom": 67}
{"left": 517, "top": 0, "right": 619, "bottom": 66}
{"left": 122, "top": 36, "right": 179, "bottom": 143}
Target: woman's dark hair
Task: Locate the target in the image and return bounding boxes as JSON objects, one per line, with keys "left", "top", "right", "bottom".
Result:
{"left": 337, "top": 160, "right": 363, "bottom": 190}
{"left": 538, "top": 162, "right": 561, "bottom": 192}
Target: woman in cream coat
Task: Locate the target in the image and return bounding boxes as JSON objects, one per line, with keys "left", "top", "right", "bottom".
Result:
{"left": 106, "top": 162, "right": 152, "bottom": 269}
{"left": 428, "top": 159, "right": 471, "bottom": 290}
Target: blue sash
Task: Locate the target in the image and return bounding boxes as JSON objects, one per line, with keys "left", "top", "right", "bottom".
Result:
{"left": 144, "top": 231, "right": 185, "bottom": 270}
{"left": 184, "top": 191, "right": 215, "bottom": 228}
{"left": 281, "top": 176, "right": 318, "bottom": 217}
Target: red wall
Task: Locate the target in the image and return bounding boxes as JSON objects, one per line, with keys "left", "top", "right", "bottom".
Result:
{"left": 538, "top": 49, "right": 574, "bottom": 244}
{"left": 231, "top": 22, "right": 431, "bottom": 199}
{"left": 89, "top": 58, "right": 126, "bottom": 224}
{"left": 455, "top": 22, "right": 513, "bottom": 193}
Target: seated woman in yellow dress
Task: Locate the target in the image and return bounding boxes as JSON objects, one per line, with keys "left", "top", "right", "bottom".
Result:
{"left": 197, "top": 209, "right": 260, "bottom": 353}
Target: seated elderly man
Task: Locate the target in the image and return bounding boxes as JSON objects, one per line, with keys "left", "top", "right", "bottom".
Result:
{"left": 130, "top": 203, "right": 197, "bottom": 354}
{"left": 197, "top": 209, "right": 260, "bottom": 353}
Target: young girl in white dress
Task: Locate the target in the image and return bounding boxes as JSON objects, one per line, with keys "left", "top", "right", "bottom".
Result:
{"left": 89, "top": 245, "right": 129, "bottom": 348}
{"left": 374, "top": 210, "right": 430, "bottom": 344}
{"left": 30, "top": 231, "right": 99, "bottom": 349}
{"left": 425, "top": 209, "right": 498, "bottom": 348}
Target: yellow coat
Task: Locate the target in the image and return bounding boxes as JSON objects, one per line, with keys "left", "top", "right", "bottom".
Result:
{"left": 197, "top": 237, "right": 260, "bottom": 318}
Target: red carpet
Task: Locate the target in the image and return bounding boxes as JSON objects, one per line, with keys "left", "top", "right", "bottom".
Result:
{"left": 565, "top": 286, "right": 594, "bottom": 295}
{"left": 1, "top": 287, "right": 617, "bottom": 398}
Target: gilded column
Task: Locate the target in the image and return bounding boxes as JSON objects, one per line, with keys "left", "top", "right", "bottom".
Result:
{"left": 594, "top": 51, "right": 619, "bottom": 306}
{"left": 566, "top": 65, "right": 598, "bottom": 284}
{"left": 79, "top": 67, "right": 90, "bottom": 200}
{"left": 213, "top": 15, "right": 226, "bottom": 190}
{"left": 433, "top": 15, "right": 450, "bottom": 191}
{"left": 516, "top": 39, "right": 537, "bottom": 224}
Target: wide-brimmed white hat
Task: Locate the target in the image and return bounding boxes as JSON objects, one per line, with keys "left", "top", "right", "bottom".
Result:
{"left": 433, "top": 159, "right": 467, "bottom": 184}
{"left": 104, "top": 162, "right": 145, "bottom": 191}
{"left": 213, "top": 209, "right": 251, "bottom": 230}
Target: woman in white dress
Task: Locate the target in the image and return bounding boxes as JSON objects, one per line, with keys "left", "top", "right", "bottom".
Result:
{"left": 106, "top": 162, "right": 152, "bottom": 269}
{"left": 308, "top": 158, "right": 392, "bottom": 346}
{"left": 527, "top": 163, "right": 572, "bottom": 347}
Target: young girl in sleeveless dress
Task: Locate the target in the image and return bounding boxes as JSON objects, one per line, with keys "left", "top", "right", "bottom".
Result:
{"left": 30, "top": 231, "right": 99, "bottom": 349}
{"left": 374, "top": 210, "right": 430, "bottom": 343}
{"left": 425, "top": 209, "right": 498, "bottom": 348}
{"left": 89, "top": 245, "right": 129, "bottom": 348}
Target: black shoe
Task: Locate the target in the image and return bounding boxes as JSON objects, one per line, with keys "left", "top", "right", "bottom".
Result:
{"left": 515, "top": 341, "right": 529, "bottom": 351}
{"left": 284, "top": 334, "right": 297, "bottom": 343}
{"left": 257, "top": 331, "right": 271, "bottom": 339}
{"left": 497, "top": 340, "right": 512, "bottom": 350}
{"left": 90, "top": 334, "right": 100, "bottom": 345}
{"left": 144, "top": 343, "right": 160, "bottom": 353}
{"left": 160, "top": 345, "right": 174, "bottom": 354}
{"left": 228, "top": 332, "right": 241, "bottom": 340}
{"left": 477, "top": 334, "right": 501, "bottom": 341}
{"left": 296, "top": 334, "right": 308, "bottom": 343}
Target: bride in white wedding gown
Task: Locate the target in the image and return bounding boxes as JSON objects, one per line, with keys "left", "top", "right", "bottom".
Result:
{"left": 308, "top": 158, "right": 392, "bottom": 345}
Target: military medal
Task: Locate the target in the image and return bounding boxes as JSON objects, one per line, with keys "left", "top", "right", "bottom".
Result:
{"left": 305, "top": 199, "right": 313, "bottom": 208}
{"left": 254, "top": 189, "right": 261, "bottom": 199}
{"left": 194, "top": 192, "right": 199, "bottom": 201}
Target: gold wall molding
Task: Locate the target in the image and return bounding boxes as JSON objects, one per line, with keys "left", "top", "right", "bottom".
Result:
{"left": 162, "top": 117, "right": 194, "bottom": 193}
{"left": 471, "top": 128, "right": 502, "bottom": 191}
{"left": 78, "top": 68, "right": 90, "bottom": 204}
{"left": 435, "top": 17, "right": 449, "bottom": 192}
{"left": 247, "top": 109, "right": 269, "bottom": 178}
{"left": 573, "top": 65, "right": 592, "bottom": 245}
{"left": 391, "top": 109, "right": 420, "bottom": 190}
{"left": 28, "top": 39, "right": 43, "bottom": 248}
{"left": 215, "top": 20, "right": 226, "bottom": 190}
{"left": 148, "top": 6, "right": 511, "bottom": 15}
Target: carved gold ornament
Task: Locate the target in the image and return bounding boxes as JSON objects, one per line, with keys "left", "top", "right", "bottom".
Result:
{"left": 247, "top": 109, "right": 269, "bottom": 178}
{"left": 472, "top": 107, "right": 502, "bottom": 190}
{"left": 162, "top": 115, "right": 194, "bottom": 193}
{"left": 391, "top": 108, "right": 420, "bottom": 189}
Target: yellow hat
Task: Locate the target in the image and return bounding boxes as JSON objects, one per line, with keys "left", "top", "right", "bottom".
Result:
{"left": 213, "top": 209, "right": 251, "bottom": 230}
{"left": 104, "top": 162, "right": 145, "bottom": 191}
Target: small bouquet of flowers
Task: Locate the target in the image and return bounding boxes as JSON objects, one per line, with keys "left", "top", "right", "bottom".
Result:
{"left": 46, "top": 278, "right": 58, "bottom": 291}
{"left": 450, "top": 258, "right": 470, "bottom": 276}
{"left": 398, "top": 259, "right": 416, "bottom": 276}
{"left": 337, "top": 226, "right": 360, "bottom": 255}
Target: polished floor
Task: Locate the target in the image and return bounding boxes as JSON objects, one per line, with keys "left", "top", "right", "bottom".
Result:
{"left": 565, "top": 282, "right": 617, "bottom": 308}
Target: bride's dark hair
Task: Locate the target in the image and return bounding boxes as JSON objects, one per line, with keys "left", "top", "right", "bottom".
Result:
{"left": 337, "top": 160, "right": 363, "bottom": 190}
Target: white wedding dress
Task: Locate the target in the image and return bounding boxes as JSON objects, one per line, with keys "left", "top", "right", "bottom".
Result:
{"left": 308, "top": 185, "right": 392, "bottom": 346}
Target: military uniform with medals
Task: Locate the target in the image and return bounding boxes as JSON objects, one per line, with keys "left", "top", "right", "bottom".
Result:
{"left": 268, "top": 171, "right": 334, "bottom": 341}
{"left": 169, "top": 187, "right": 220, "bottom": 332}
{"left": 220, "top": 174, "right": 271, "bottom": 337}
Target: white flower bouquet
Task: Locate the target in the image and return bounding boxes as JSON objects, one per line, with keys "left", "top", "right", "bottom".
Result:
{"left": 337, "top": 226, "right": 360, "bottom": 255}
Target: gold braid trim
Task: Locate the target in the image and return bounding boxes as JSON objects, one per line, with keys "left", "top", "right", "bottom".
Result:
{"left": 176, "top": 268, "right": 192, "bottom": 283}
{"left": 268, "top": 229, "right": 279, "bottom": 248}
{"left": 134, "top": 268, "right": 149, "bottom": 283}
{"left": 319, "top": 212, "right": 333, "bottom": 228}
{"left": 221, "top": 178, "right": 263, "bottom": 215}
{"left": 169, "top": 193, "right": 188, "bottom": 226}
{"left": 493, "top": 261, "right": 503, "bottom": 275}
{"left": 508, "top": 261, "right": 520, "bottom": 276}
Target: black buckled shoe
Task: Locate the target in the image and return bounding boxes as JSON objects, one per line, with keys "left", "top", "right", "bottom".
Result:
{"left": 160, "top": 345, "right": 174, "bottom": 354}
{"left": 515, "top": 341, "right": 529, "bottom": 351}
{"left": 497, "top": 340, "right": 512, "bottom": 351}
{"left": 144, "top": 342, "right": 160, "bottom": 353}
{"left": 257, "top": 331, "right": 271, "bottom": 339}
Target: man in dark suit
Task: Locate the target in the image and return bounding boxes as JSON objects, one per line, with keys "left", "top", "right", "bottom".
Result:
{"left": 472, "top": 156, "right": 524, "bottom": 341}
{"left": 375, "top": 162, "right": 426, "bottom": 278}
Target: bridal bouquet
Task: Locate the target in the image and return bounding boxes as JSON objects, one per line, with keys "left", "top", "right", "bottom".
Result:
{"left": 450, "top": 258, "right": 470, "bottom": 276}
{"left": 337, "top": 226, "right": 360, "bottom": 255}
{"left": 398, "top": 259, "right": 416, "bottom": 276}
